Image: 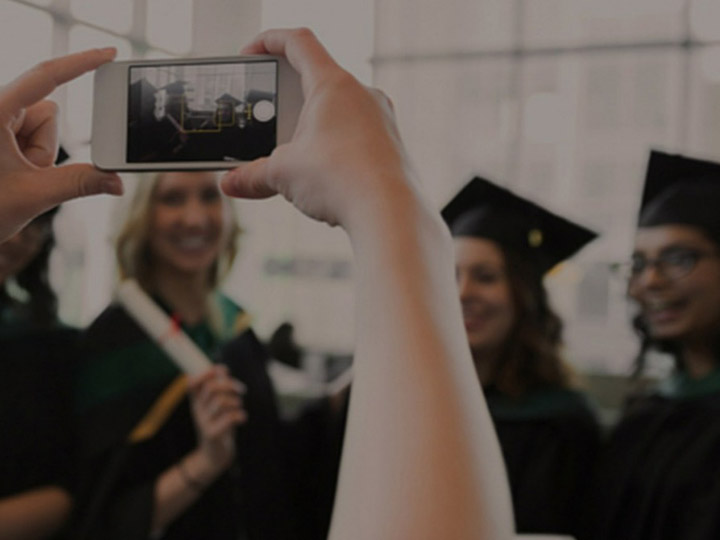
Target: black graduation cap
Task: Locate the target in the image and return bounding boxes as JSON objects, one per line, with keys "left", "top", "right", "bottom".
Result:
{"left": 442, "top": 176, "right": 597, "bottom": 275}
{"left": 639, "top": 151, "right": 720, "bottom": 246}
{"left": 55, "top": 145, "right": 69, "bottom": 165}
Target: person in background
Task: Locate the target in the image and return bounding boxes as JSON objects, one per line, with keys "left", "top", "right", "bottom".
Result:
{"left": 441, "top": 176, "right": 601, "bottom": 536}
{"left": 72, "top": 171, "right": 295, "bottom": 540}
{"left": 584, "top": 150, "right": 720, "bottom": 540}
{"left": 0, "top": 49, "right": 123, "bottom": 243}
{"left": 0, "top": 148, "right": 81, "bottom": 540}
{"left": 1, "top": 28, "right": 515, "bottom": 539}
{"left": 284, "top": 175, "right": 600, "bottom": 539}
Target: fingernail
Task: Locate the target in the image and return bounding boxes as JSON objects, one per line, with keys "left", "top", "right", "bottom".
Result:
{"left": 99, "top": 47, "right": 117, "bottom": 57}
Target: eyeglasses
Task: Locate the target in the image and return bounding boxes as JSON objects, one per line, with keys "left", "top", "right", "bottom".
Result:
{"left": 611, "top": 248, "right": 720, "bottom": 283}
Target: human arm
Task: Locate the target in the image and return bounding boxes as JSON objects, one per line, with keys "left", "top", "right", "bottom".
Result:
{"left": 0, "top": 486, "right": 71, "bottom": 540}
{"left": 0, "top": 49, "right": 123, "bottom": 242}
{"left": 150, "top": 366, "right": 246, "bottom": 532}
{"left": 221, "top": 28, "right": 514, "bottom": 540}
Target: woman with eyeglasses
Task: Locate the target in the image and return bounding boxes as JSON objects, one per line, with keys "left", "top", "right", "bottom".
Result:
{"left": 582, "top": 151, "right": 720, "bottom": 540}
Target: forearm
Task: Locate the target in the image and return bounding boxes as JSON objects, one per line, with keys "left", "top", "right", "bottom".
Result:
{"left": 151, "top": 450, "right": 222, "bottom": 533}
{"left": 0, "top": 486, "right": 72, "bottom": 540}
{"left": 330, "top": 179, "right": 514, "bottom": 539}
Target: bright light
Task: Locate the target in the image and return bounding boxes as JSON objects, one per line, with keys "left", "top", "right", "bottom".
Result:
{"left": 699, "top": 47, "right": 720, "bottom": 84}
{"left": 66, "top": 25, "right": 133, "bottom": 142}
{"left": 524, "top": 92, "right": 564, "bottom": 143}
{"left": 70, "top": 0, "right": 133, "bottom": 34}
{"left": 147, "top": 0, "right": 193, "bottom": 54}
{"left": 690, "top": 0, "right": 720, "bottom": 41}
{"left": 0, "top": 2, "right": 52, "bottom": 84}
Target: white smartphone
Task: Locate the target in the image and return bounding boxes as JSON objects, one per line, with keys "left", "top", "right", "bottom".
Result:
{"left": 91, "top": 55, "right": 302, "bottom": 171}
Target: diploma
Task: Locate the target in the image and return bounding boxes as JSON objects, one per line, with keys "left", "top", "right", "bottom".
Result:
{"left": 115, "top": 279, "right": 213, "bottom": 375}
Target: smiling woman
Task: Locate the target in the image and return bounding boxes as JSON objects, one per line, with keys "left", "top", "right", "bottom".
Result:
{"left": 583, "top": 151, "right": 720, "bottom": 540}
{"left": 440, "top": 176, "right": 600, "bottom": 537}
{"left": 71, "top": 172, "right": 296, "bottom": 540}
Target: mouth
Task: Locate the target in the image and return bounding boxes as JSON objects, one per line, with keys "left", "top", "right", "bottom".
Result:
{"left": 643, "top": 298, "right": 688, "bottom": 325}
{"left": 462, "top": 309, "right": 493, "bottom": 331}
{"left": 170, "top": 234, "right": 216, "bottom": 251}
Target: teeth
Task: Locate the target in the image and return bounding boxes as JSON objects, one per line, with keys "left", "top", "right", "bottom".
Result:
{"left": 646, "top": 300, "right": 676, "bottom": 311}
{"left": 175, "top": 237, "right": 208, "bottom": 249}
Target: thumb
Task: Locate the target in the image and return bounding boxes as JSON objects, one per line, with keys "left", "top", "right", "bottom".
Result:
{"left": 36, "top": 163, "right": 123, "bottom": 208}
{"left": 220, "top": 157, "right": 277, "bottom": 200}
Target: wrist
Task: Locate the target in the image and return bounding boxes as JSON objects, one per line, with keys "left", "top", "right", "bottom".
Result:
{"left": 181, "top": 450, "right": 224, "bottom": 488}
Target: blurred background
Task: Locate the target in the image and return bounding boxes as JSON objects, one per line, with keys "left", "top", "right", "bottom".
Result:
{"left": 2, "top": 0, "right": 720, "bottom": 416}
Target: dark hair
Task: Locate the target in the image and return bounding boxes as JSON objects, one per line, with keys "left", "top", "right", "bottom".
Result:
{"left": 490, "top": 245, "right": 573, "bottom": 397}
{"left": 0, "top": 211, "right": 58, "bottom": 328}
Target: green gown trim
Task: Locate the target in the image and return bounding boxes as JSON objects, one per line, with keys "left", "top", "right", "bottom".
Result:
{"left": 76, "top": 293, "right": 247, "bottom": 412}
{"left": 485, "top": 385, "right": 594, "bottom": 420}
{"left": 658, "top": 367, "right": 720, "bottom": 400}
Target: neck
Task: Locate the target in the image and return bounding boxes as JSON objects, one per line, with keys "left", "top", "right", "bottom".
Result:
{"left": 149, "top": 267, "right": 211, "bottom": 326}
{"left": 680, "top": 341, "right": 717, "bottom": 379}
{"left": 471, "top": 347, "right": 502, "bottom": 388}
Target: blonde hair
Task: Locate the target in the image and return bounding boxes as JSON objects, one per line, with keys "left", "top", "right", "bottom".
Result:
{"left": 115, "top": 172, "right": 240, "bottom": 294}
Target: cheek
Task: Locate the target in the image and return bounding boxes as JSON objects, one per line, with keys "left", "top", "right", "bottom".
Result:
{"left": 485, "top": 283, "right": 516, "bottom": 325}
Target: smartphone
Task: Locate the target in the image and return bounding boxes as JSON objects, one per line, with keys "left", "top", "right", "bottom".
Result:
{"left": 91, "top": 55, "right": 302, "bottom": 171}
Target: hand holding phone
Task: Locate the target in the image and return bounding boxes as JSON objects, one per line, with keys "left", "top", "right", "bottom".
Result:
{"left": 220, "top": 29, "right": 412, "bottom": 229}
{"left": 92, "top": 55, "right": 302, "bottom": 171}
{"left": 0, "top": 48, "right": 122, "bottom": 242}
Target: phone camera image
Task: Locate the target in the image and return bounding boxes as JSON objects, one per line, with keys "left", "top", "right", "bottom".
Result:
{"left": 127, "top": 61, "right": 277, "bottom": 163}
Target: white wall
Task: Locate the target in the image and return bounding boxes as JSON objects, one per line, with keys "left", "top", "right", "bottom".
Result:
{"left": 222, "top": 1, "right": 374, "bottom": 353}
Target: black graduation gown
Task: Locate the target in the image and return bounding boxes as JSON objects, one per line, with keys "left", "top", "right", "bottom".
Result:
{"left": 582, "top": 375, "right": 720, "bottom": 540}
{"left": 72, "top": 302, "right": 297, "bottom": 540}
{"left": 0, "top": 326, "right": 78, "bottom": 500}
{"left": 281, "top": 396, "right": 348, "bottom": 540}
{"left": 282, "top": 384, "right": 600, "bottom": 540}
{"left": 485, "top": 386, "right": 601, "bottom": 536}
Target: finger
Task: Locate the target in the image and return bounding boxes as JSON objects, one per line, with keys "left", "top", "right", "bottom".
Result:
{"left": 207, "top": 397, "right": 243, "bottom": 421}
{"left": 194, "top": 371, "right": 243, "bottom": 408}
{"left": 16, "top": 101, "right": 58, "bottom": 167}
{"left": 205, "top": 411, "right": 247, "bottom": 437}
{"left": 29, "top": 164, "right": 123, "bottom": 209}
{"left": 240, "top": 28, "right": 338, "bottom": 96}
{"left": 189, "top": 366, "right": 227, "bottom": 400}
{"left": 221, "top": 157, "right": 278, "bottom": 199}
{"left": 0, "top": 48, "right": 116, "bottom": 120}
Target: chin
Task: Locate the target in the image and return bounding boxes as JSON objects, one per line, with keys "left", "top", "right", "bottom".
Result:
{"left": 647, "top": 323, "right": 690, "bottom": 343}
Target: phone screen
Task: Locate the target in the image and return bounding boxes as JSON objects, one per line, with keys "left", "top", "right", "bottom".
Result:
{"left": 127, "top": 60, "right": 277, "bottom": 163}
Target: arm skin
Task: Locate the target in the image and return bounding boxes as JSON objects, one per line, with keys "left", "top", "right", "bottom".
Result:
{"left": 221, "top": 28, "right": 514, "bottom": 540}
{"left": 151, "top": 366, "right": 246, "bottom": 533}
{"left": 0, "top": 487, "right": 71, "bottom": 540}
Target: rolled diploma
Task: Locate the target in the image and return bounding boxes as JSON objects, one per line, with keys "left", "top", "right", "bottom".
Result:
{"left": 116, "top": 279, "right": 212, "bottom": 375}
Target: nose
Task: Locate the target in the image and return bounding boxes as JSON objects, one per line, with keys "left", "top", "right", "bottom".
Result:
{"left": 457, "top": 272, "right": 473, "bottom": 302}
{"left": 629, "top": 263, "right": 667, "bottom": 297}
{"left": 180, "top": 197, "right": 209, "bottom": 227}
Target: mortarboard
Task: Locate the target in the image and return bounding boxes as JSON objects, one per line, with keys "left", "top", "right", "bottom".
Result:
{"left": 441, "top": 176, "right": 597, "bottom": 275}
{"left": 639, "top": 150, "right": 720, "bottom": 245}
{"left": 55, "top": 145, "right": 69, "bottom": 166}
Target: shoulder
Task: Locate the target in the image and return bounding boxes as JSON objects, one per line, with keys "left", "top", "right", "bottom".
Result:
{"left": 214, "top": 293, "right": 254, "bottom": 338}
{"left": 488, "top": 386, "right": 598, "bottom": 424}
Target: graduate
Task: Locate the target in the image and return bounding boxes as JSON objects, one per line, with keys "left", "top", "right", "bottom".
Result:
{"left": 286, "top": 175, "right": 601, "bottom": 539}
{"left": 72, "top": 172, "right": 295, "bottom": 540}
{"left": 1, "top": 29, "right": 516, "bottom": 539}
{"left": 442, "top": 176, "right": 601, "bottom": 536}
{"left": 583, "top": 151, "right": 720, "bottom": 540}
{"left": 0, "top": 148, "right": 80, "bottom": 540}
